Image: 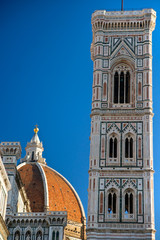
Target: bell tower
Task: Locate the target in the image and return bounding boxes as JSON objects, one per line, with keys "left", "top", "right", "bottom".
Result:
{"left": 87, "top": 9, "right": 156, "bottom": 239}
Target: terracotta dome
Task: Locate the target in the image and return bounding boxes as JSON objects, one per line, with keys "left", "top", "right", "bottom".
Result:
{"left": 18, "top": 162, "right": 85, "bottom": 224}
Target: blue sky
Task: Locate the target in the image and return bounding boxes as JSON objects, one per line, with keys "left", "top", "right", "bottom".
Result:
{"left": 1, "top": 0, "right": 160, "bottom": 238}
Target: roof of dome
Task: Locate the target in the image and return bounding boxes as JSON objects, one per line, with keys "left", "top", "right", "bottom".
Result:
{"left": 18, "top": 162, "right": 85, "bottom": 223}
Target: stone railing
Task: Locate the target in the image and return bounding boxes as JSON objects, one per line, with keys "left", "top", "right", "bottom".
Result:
{"left": 92, "top": 9, "right": 156, "bottom": 18}
{"left": 14, "top": 211, "right": 67, "bottom": 217}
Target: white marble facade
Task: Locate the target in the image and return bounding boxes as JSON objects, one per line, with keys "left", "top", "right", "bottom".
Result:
{"left": 0, "top": 156, "right": 11, "bottom": 240}
{"left": 87, "top": 8, "right": 156, "bottom": 240}
{"left": 0, "top": 156, "right": 10, "bottom": 220}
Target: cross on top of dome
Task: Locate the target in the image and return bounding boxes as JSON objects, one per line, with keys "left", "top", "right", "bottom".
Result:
{"left": 34, "top": 124, "right": 39, "bottom": 134}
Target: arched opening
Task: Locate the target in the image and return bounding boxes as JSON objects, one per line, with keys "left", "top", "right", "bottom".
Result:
{"left": 14, "top": 231, "right": 20, "bottom": 240}
{"left": 126, "top": 71, "right": 130, "bottom": 103}
{"left": 124, "top": 189, "right": 135, "bottom": 219}
{"left": 130, "top": 138, "right": 133, "bottom": 158}
{"left": 109, "top": 138, "right": 113, "bottom": 158}
{"left": 125, "top": 138, "right": 129, "bottom": 158}
{"left": 114, "top": 71, "right": 118, "bottom": 103}
{"left": 125, "top": 192, "right": 133, "bottom": 214}
{"left": 114, "top": 138, "right": 117, "bottom": 158}
{"left": 107, "top": 190, "right": 117, "bottom": 214}
{"left": 52, "top": 231, "right": 55, "bottom": 240}
{"left": 114, "top": 69, "right": 131, "bottom": 104}
{"left": 109, "top": 136, "right": 118, "bottom": 159}
{"left": 125, "top": 135, "right": 134, "bottom": 159}
{"left": 31, "top": 151, "right": 34, "bottom": 161}
{"left": 108, "top": 193, "right": 112, "bottom": 213}
{"left": 36, "top": 231, "right": 42, "bottom": 240}
{"left": 56, "top": 231, "right": 59, "bottom": 240}
{"left": 25, "top": 231, "right": 31, "bottom": 240}
{"left": 120, "top": 72, "right": 124, "bottom": 103}
{"left": 113, "top": 193, "right": 117, "bottom": 213}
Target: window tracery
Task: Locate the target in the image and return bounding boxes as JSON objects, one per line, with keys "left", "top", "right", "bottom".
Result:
{"left": 123, "top": 132, "right": 136, "bottom": 165}
{"left": 108, "top": 132, "right": 120, "bottom": 165}
{"left": 113, "top": 65, "right": 131, "bottom": 104}
{"left": 123, "top": 188, "right": 135, "bottom": 220}
{"left": 105, "top": 188, "right": 119, "bottom": 220}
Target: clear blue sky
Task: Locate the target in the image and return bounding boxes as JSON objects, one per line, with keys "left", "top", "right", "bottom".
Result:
{"left": 1, "top": 0, "right": 160, "bottom": 238}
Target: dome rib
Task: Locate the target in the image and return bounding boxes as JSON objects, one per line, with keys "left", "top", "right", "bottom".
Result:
{"left": 17, "top": 162, "right": 45, "bottom": 212}
{"left": 36, "top": 162, "right": 49, "bottom": 211}
{"left": 17, "top": 162, "right": 86, "bottom": 224}
{"left": 41, "top": 164, "right": 86, "bottom": 223}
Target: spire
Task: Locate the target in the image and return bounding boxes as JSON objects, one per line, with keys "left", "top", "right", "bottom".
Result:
{"left": 20, "top": 126, "right": 46, "bottom": 164}
{"left": 30, "top": 125, "right": 40, "bottom": 144}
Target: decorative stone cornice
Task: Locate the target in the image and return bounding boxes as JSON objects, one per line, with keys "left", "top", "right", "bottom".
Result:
{"left": 6, "top": 211, "right": 67, "bottom": 227}
{"left": 0, "top": 142, "right": 21, "bottom": 159}
{"left": 91, "top": 9, "right": 156, "bottom": 32}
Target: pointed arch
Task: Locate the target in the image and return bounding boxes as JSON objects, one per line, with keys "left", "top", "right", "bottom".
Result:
{"left": 114, "top": 71, "right": 118, "bottom": 103}
{"left": 123, "top": 188, "right": 136, "bottom": 220}
{"left": 106, "top": 187, "right": 119, "bottom": 220}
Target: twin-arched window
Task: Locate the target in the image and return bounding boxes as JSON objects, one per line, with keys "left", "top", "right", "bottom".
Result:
{"left": 52, "top": 231, "right": 59, "bottom": 240}
{"left": 106, "top": 188, "right": 135, "bottom": 220}
{"left": 114, "top": 71, "right": 130, "bottom": 104}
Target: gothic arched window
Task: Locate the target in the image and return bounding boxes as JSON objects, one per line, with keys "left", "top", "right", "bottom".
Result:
{"left": 120, "top": 72, "right": 124, "bottom": 103}
{"left": 126, "top": 71, "right": 130, "bottom": 103}
{"left": 108, "top": 191, "right": 117, "bottom": 214}
{"left": 52, "top": 231, "right": 55, "bottom": 240}
{"left": 114, "top": 72, "right": 118, "bottom": 103}
{"left": 125, "top": 191, "right": 133, "bottom": 214}
{"left": 114, "top": 70, "right": 131, "bottom": 104}
{"left": 25, "top": 231, "right": 31, "bottom": 240}
{"left": 36, "top": 231, "right": 42, "bottom": 240}
{"left": 109, "top": 136, "right": 117, "bottom": 158}
{"left": 14, "top": 231, "right": 20, "bottom": 240}
{"left": 31, "top": 151, "right": 34, "bottom": 161}
{"left": 125, "top": 136, "right": 133, "bottom": 158}
{"left": 56, "top": 231, "right": 59, "bottom": 240}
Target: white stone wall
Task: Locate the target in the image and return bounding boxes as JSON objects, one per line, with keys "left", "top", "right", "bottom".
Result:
{"left": 0, "top": 157, "right": 10, "bottom": 219}
{"left": 87, "top": 8, "right": 156, "bottom": 240}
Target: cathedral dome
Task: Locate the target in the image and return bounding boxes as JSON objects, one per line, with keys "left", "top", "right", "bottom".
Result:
{"left": 18, "top": 162, "right": 85, "bottom": 223}
{"left": 17, "top": 127, "right": 86, "bottom": 225}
